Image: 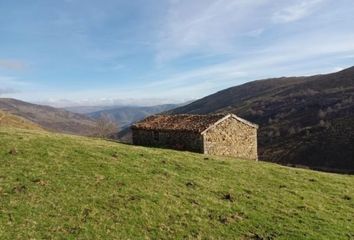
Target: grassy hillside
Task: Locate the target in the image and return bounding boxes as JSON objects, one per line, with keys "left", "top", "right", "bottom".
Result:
{"left": 0, "top": 128, "right": 353, "bottom": 239}
{"left": 0, "top": 98, "right": 97, "bottom": 136}
{"left": 169, "top": 66, "right": 354, "bottom": 172}
{"left": 0, "top": 110, "right": 42, "bottom": 130}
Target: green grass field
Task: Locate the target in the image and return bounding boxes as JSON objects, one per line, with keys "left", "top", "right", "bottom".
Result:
{"left": 0, "top": 127, "right": 353, "bottom": 239}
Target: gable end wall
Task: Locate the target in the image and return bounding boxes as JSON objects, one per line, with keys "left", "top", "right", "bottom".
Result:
{"left": 203, "top": 117, "right": 258, "bottom": 160}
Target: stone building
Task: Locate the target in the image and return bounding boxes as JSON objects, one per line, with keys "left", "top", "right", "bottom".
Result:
{"left": 131, "top": 114, "right": 258, "bottom": 160}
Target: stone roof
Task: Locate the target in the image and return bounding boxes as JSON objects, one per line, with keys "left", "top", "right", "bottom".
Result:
{"left": 131, "top": 114, "right": 258, "bottom": 133}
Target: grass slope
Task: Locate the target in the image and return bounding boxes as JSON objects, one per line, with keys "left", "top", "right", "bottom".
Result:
{"left": 0, "top": 110, "right": 42, "bottom": 130}
{"left": 0, "top": 128, "right": 353, "bottom": 239}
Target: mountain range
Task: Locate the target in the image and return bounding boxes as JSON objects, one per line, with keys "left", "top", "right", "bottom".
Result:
{"left": 169, "top": 66, "right": 354, "bottom": 172}
{"left": 87, "top": 104, "right": 180, "bottom": 129}
{"left": 0, "top": 98, "right": 181, "bottom": 137}
{"left": 1, "top": 67, "right": 353, "bottom": 172}
{"left": 0, "top": 98, "right": 97, "bottom": 135}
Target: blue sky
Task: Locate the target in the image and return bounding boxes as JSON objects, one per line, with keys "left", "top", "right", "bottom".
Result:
{"left": 0, "top": 0, "right": 354, "bottom": 106}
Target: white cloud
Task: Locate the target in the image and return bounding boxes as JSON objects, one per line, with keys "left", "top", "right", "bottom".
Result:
{"left": 244, "top": 28, "right": 265, "bottom": 37}
{"left": 155, "top": 0, "right": 268, "bottom": 62}
{"left": 146, "top": 28, "right": 354, "bottom": 100}
{"left": 37, "top": 97, "right": 183, "bottom": 108}
{"left": 16, "top": 27, "right": 354, "bottom": 106}
{"left": 155, "top": 0, "right": 333, "bottom": 63}
{"left": 272, "top": 0, "right": 324, "bottom": 23}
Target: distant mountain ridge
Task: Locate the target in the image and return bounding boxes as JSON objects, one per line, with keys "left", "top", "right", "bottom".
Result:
{"left": 169, "top": 66, "right": 354, "bottom": 172}
{"left": 87, "top": 104, "right": 180, "bottom": 129}
{"left": 64, "top": 105, "right": 116, "bottom": 114}
{"left": 0, "top": 98, "right": 97, "bottom": 135}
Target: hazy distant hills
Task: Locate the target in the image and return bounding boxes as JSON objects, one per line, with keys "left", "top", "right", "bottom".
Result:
{"left": 87, "top": 104, "right": 180, "bottom": 129}
{"left": 64, "top": 106, "right": 115, "bottom": 114}
{"left": 0, "top": 98, "right": 182, "bottom": 138}
{"left": 0, "top": 98, "right": 97, "bottom": 136}
{"left": 169, "top": 66, "right": 354, "bottom": 172}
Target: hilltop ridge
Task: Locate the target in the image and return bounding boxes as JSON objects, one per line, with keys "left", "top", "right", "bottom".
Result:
{"left": 169, "top": 66, "right": 354, "bottom": 172}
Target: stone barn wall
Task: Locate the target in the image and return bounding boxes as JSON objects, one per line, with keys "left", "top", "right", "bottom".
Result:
{"left": 132, "top": 129, "right": 204, "bottom": 153}
{"left": 203, "top": 117, "right": 258, "bottom": 160}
